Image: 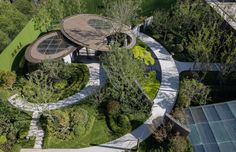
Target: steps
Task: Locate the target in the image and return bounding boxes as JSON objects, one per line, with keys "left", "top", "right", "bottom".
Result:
{"left": 28, "top": 111, "right": 44, "bottom": 149}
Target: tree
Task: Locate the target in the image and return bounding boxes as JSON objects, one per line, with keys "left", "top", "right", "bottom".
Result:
{"left": 33, "top": 0, "right": 85, "bottom": 31}
{"left": 0, "top": 30, "right": 10, "bottom": 52}
{"left": 101, "top": 45, "right": 152, "bottom": 114}
{"left": 103, "top": 0, "right": 142, "bottom": 26}
{"left": 185, "top": 23, "right": 221, "bottom": 70}
{"left": 178, "top": 79, "right": 210, "bottom": 108}
{"left": 13, "top": 0, "right": 37, "bottom": 18}
{"left": 17, "top": 70, "right": 55, "bottom": 104}
{"left": 0, "top": 0, "right": 27, "bottom": 50}
{"left": 220, "top": 32, "right": 236, "bottom": 78}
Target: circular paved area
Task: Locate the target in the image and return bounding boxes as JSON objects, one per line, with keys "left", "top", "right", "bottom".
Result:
{"left": 61, "top": 14, "right": 136, "bottom": 51}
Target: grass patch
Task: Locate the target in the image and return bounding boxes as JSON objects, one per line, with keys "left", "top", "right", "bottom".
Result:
{"left": 141, "top": 0, "right": 176, "bottom": 16}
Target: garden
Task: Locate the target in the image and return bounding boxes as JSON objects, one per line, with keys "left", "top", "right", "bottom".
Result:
{"left": 0, "top": 0, "right": 236, "bottom": 152}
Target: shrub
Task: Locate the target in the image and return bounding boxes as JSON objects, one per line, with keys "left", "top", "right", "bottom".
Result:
{"left": 178, "top": 79, "right": 210, "bottom": 108}
{"left": 168, "top": 134, "right": 192, "bottom": 152}
{"left": 108, "top": 114, "right": 131, "bottom": 134}
{"left": 53, "top": 79, "right": 68, "bottom": 90}
{"left": 73, "top": 125, "right": 86, "bottom": 137}
{"left": 0, "top": 135, "right": 7, "bottom": 144}
{"left": 11, "top": 144, "right": 21, "bottom": 152}
{"left": 141, "top": 71, "right": 160, "bottom": 100}
{"left": 0, "top": 71, "right": 16, "bottom": 89}
{"left": 18, "top": 130, "right": 28, "bottom": 139}
{"left": 107, "top": 100, "right": 120, "bottom": 115}
{"left": 132, "top": 45, "right": 155, "bottom": 65}
{"left": 175, "top": 44, "right": 184, "bottom": 53}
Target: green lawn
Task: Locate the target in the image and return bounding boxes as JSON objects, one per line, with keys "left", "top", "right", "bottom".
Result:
{"left": 141, "top": 0, "right": 176, "bottom": 16}
{"left": 44, "top": 116, "right": 118, "bottom": 148}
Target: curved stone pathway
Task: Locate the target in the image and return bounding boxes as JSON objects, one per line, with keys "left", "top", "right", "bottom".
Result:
{"left": 8, "top": 58, "right": 106, "bottom": 149}
{"left": 21, "top": 33, "right": 180, "bottom": 152}
{"left": 8, "top": 59, "right": 106, "bottom": 112}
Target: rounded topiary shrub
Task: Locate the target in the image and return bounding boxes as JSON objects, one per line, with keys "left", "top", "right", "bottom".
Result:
{"left": 175, "top": 44, "right": 184, "bottom": 53}
{"left": 18, "top": 130, "right": 28, "bottom": 139}
{"left": 0, "top": 135, "right": 7, "bottom": 144}
{"left": 109, "top": 114, "right": 132, "bottom": 135}
{"left": 107, "top": 101, "right": 120, "bottom": 115}
{"left": 53, "top": 79, "right": 68, "bottom": 90}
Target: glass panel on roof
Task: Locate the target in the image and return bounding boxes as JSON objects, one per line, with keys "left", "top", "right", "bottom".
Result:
{"left": 204, "top": 143, "right": 220, "bottom": 152}
{"left": 223, "top": 120, "right": 236, "bottom": 140}
{"left": 209, "top": 121, "right": 231, "bottom": 142}
{"left": 228, "top": 102, "right": 236, "bottom": 118}
{"left": 191, "top": 107, "right": 208, "bottom": 123}
{"left": 215, "top": 104, "right": 235, "bottom": 120}
{"left": 37, "top": 35, "right": 72, "bottom": 55}
{"left": 185, "top": 109, "right": 195, "bottom": 124}
{"left": 218, "top": 142, "right": 236, "bottom": 152}
{"left": 188, "top": 124, "right": 202, "bottom": 145}
{"left": 203, "top": 106, "right": 221, "bottom": 122}
{"left": 196, "top": 123, "right": 216, "bottom": 144}
{"left": 193, "top": 145, "right": 205, "bottom": 152}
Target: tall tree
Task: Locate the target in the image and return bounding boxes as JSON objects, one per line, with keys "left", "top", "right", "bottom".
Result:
{"left": 103, "top": 0, "right": 142, "bottom": 26}
{"left": 186, "top": 23, "right": 221, "bottom": 70}
{"left": 101, "top": 45, "right": 151, "bottom": 113}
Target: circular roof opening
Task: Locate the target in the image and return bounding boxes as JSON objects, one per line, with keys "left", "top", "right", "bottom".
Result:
{"left": 37, "top": 34, "right": 72, "bottom": 55}
{"left": 88, "top": 19, "right": 112, "bottom": 30}
{"left": 25, "top": 31, "right": 80, "bottom": 63}
{"left": 61, "top": 14, "right": 136, "bottom": 51}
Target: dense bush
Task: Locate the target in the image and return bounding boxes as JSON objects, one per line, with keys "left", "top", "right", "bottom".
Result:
{"left": 41, "top": 107, "right": 89, "bottom": 140}
{"left": 0, "top": 1, "right": 28, "bottom": 52}
{"left": 178, "top": 79, "right": 210, "bottom": 107}
{"left": 148, "top": 119, "right": 192, "bottom": 152}
{"left": 0, "top": 70, "right": 16, "bottom": 89}
{"left": 0, "top": 96, "right": 31, "bottom": 151}
{"left": 0, "top": 135, "right": 7, "bottom": 145}
{"left": 132, "top": 45, "right": 155, "bottom": 65}
{"left": 53, "top": 79, "right": 68, "bottom": 90}
{"left": 106, "top": 100, "right": 120, "bottom": 115}
{"left": 150, "top": 0, "right": 231, "bottom": 62}
{"left": 108, "top": 114, "right": 132, "bottom": 135}
{"left": 102, "top": 46, "right": 152, "bottom": 114}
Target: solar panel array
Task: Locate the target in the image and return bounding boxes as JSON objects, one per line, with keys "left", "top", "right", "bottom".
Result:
{"left": 185, "top": 100, "right": 236, "bottom": 152}
{"left": 38, "top": 35, "right": 71, "bottom": 55}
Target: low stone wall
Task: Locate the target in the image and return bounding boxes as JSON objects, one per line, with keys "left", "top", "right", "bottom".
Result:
{"left": 165, "top": 113, "right": 190, "bottom": 136}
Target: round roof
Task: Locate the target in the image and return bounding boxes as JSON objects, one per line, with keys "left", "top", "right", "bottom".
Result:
{"left": 61, "top": 14, "right": 136, "bottom": 51}
{"left": 25, "top": 31, "right": 79, "bottom": 63}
